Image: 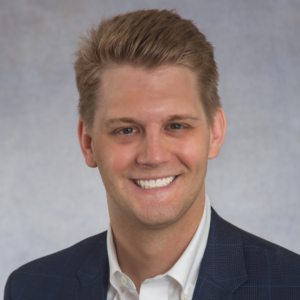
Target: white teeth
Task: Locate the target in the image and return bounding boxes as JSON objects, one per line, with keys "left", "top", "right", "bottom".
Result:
{"left": 149, "top": 180, "right": 155, "bottom": 188}
{"left": 135, "top": 176, "right": 176, "bottom": 189}
{"left": 145, "top": 180, "right": 149, "bottom": 189}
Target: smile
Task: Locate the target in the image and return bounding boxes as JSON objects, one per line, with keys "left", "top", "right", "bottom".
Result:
{"left": 134, "top": 176, "right": 177, "bottom": 189}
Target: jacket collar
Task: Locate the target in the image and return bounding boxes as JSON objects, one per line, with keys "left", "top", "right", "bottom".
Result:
{"left": 192, "top": 208, "right": 248, "bottom": 300}
{"left": 65, "top": 232, "right": 109, "bottom": 300}
{"left": 67, "top": 207, "right": 248, "bottom": 300}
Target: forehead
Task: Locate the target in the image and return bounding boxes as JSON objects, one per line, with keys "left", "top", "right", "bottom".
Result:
{"left": 100, "top": 64, "right": 198, "bottom": 97}
{"left": 95, "top": 64, "right": 205, "bottom": 124}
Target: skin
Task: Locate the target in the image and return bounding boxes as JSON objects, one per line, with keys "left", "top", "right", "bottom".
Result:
{"left": 78, "top": 65, "right": 226, "bottom": 293}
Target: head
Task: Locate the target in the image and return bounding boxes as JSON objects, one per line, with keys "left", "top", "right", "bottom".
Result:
{"left": 75, "top": 10, "right": 226, "bottom": 231}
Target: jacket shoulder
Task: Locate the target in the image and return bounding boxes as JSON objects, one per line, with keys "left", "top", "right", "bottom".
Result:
{"left": 229, "top": 218, "right": 300, "bottom": 263}
{"left": 212, "top": 208, "right": 300, "bottom": 263}
{"left": 5, "top": 232, "right": 107, "bottom": 300}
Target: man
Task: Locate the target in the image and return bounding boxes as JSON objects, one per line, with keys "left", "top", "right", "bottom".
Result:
{"left": 5, "top": 9, "right": 300, "bottom": 300}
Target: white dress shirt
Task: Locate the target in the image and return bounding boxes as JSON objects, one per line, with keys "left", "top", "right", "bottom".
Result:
{"left": 106, "top": 194, "right": 211, "bottom": 300}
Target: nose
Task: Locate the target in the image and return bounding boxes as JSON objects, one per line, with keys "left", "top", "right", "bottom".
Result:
{"left": 136, "top": 128, "right": 171, "bottom": 167}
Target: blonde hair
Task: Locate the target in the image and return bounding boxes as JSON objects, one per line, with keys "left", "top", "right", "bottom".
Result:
{"left": 74, "top": 9, "right": 221, "bottom": 128}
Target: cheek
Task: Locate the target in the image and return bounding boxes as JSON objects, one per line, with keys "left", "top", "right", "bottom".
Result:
{"left": 174, "top": 137, "right": 209, "bottom": 170}
{"left": 97, "top": 141, "right": 137, "bottom": 177}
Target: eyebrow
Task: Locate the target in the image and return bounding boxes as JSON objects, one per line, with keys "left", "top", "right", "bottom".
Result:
{"left": 167, "top": 114, "right": 200, "bottom": 122}
{"left": 104, "top": 114, "right": 200, "bottom": 128}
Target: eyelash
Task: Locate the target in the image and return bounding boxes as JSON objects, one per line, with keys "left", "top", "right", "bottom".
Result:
{"left": 169, "top": 124, "right": 184, "bottom": 130}
{"left": 118, "top": 128, "right": 138, "bottom": 135}
{"left": 117, "top": 124, "right": 185, "bottom": 135}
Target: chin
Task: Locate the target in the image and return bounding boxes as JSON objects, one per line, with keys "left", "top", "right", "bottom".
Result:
{"left": 132, "top": 204, "right": 188, "bottom": 229}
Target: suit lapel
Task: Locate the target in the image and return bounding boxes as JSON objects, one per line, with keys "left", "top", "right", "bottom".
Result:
{"left": 65, "top": 232, "right": 109, "bottom": 300}
{"left": 192, "top": 208, "right": 248, "bottom": 300}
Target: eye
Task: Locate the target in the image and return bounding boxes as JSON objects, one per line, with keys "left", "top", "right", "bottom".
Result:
{"left": 119, "top": 128, "right": 136, "bottom": 135}
{"left": 169, "top": 123, "right": 183, "bottom": 130}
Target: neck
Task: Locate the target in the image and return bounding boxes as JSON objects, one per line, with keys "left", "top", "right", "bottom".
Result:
{"left": 110, "top": 191, "right": 206, "bottom": 293}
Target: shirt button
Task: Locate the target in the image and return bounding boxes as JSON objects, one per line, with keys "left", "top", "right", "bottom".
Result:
{"left": 120, "top": 276, "right": 128, "bottom": 285}
{"left": 182, "top": 294, "right": 187, "bottom": 300}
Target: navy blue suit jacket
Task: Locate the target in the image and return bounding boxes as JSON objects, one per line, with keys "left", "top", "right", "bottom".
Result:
{"left": 4, "top": 208, "right": 300, "bottom": 299}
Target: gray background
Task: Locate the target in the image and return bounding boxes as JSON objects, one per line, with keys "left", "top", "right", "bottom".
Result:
{"left": 1, "top": 0, "right": 299, "bottom": 294}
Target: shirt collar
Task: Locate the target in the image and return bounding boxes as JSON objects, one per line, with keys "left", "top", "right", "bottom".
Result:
{"left": 107, "top": 194, "right": 211, "bottom": 294}
{"left": 167, "top": 194, "right": 211, "bottom": 293}
{"left": 107, "top": 223, "right": 122, "bottom": 286}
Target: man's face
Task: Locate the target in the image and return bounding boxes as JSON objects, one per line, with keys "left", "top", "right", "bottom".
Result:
{"left": 81, "top": 65, "right": 224, "bottom": 228}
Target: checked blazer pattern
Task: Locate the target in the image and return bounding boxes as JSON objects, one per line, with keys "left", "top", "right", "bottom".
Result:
{"left": 4, "top": 208, "right": 300, "bottom": 300}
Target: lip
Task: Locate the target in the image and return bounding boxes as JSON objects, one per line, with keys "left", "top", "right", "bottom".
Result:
{"left": 131, "top": 175, "right": 178, "bottom": 181}
{"left": 129, "top": 175, "right": 179, "bottom": 193}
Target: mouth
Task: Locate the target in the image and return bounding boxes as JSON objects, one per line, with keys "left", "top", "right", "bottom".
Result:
{"left": 132, "top": 176, "right": 178, "bottom": 189}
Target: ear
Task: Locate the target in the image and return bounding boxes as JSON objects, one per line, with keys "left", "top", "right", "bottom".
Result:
{"left": 208, "top": 108, "right": 227, "bottom": 159}
{"left": 77, "top": 119, "right": 98, "bottom": 168}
